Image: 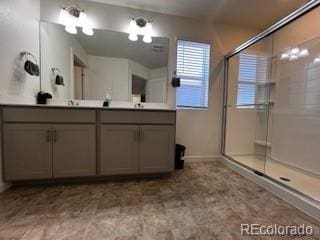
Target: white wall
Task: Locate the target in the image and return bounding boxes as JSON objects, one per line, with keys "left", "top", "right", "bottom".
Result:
{"left": 40, "top": 0, "right": 259, "bottom": 159}
{"left": 128, "top": 60, "right": 150, "bottom": 80}
{"left": 147, "top": 67, "right": 167, "bottom": 102}
{"left": 0, "top": 0, "right": 40, "bottom": 104}
{"left": 177, "top": 24, "right": 260, "bottom": 158}
{"left": 40, "top": 22, "right": 88, "bottom": 100}
{"left": 87, "top": 55, "right": 167, "bottom": 102}
{"left": 86, "top": 56, "right": 129, "bottom": 101}
{"left": 0, "top": 0, "right": 40, "bottom": 189}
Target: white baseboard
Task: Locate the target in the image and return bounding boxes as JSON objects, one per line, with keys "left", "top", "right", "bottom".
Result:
{"left": 0, "top": 182, "right": 11, "bottom": 193}
{"left": 183, "top": 155, "right": 220, "bottom": 162}
{"left": 220, "top": 156, "right": 320, "bottom": 221}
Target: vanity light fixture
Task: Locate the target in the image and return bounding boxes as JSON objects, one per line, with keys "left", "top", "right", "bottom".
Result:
{"left": 59, "top": 6, "right": 94, "bottom": 36}
{"left": 128, "top": 16, "right": 153, "bottom": 43}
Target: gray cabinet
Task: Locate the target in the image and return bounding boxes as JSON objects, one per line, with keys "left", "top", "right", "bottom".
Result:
{"left": 2, "top": 107, "right": 176, "bottom": 181}
{"left": 100, "top": 124, "right": 175, "bottom": 175}
{"left": 100, "top": 125, "right": 139, "bottom": 175}
{"left": 3, "top": 123, "right": 96, "bottom": 180}
{"left": 139, "top": 125, "right": 175, "bottom": 173}
{"left": 3, "top": 124, "right": 53, "bottom": 180}
{"left": 53, "top": 124, "right": 96, "bottom": 178}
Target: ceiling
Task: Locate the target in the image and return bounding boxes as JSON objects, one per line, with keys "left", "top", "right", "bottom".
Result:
{"left": 88, "top": 0, "right": 309, "bottom": 29}
{"left": 75, "top": 28, "right": 169, "bottom": 69}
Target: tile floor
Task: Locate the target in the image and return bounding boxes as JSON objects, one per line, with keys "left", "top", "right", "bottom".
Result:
{"left": 0, "top": 161, "right": 319, "bottom": 240}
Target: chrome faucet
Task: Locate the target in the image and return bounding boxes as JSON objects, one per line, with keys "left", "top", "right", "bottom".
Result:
{"left": 68, "top": 100, "right": 79, "bottom": 106}
{"left": 134, "top": 103, "right": 144, "bottom": 109}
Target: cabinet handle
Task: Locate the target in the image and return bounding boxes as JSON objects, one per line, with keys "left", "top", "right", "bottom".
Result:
{"left": 140, "top": 129, "right": 144, "bottom": 142}
{"left": 46, "top": 130, "right": 51, "bottom": 142}
{"left": 53, "top": 129, "right": 57, "bottom": 142}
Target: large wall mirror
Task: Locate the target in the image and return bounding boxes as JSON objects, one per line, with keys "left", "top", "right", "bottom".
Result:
{"left": 40, "top": 21, "right": 169, "bottom": 103}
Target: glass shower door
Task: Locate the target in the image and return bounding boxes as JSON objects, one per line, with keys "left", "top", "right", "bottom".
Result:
{"left": 266, "top": 6, "right": 320, "bottom": 201}
{"left": 224, "top": 35, "right": 273, "bottom": 173}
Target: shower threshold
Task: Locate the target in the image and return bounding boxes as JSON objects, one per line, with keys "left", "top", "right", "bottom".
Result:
{"left": 228, "top": 154, "right": 320, "bottom": 202}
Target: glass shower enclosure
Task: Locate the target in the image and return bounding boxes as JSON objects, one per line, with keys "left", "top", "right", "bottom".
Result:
{"left": 222, "top": 1, "right": 320, "bottom": 202}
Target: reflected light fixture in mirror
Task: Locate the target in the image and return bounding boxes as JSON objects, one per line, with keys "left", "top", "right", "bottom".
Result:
{"left": 59, "top": 6, "right": 94, "bottom": 36}
{"left": 128, "top": 17, "right": 153, "bottom": 43}
{"left": 280, "top": 47, "right": 309, "bottom": 61}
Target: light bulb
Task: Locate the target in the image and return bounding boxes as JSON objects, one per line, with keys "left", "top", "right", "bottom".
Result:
{"left": 82, "top": 18, "right": 94, "bottom": 36}
{"left": 142, "top": 22, "right": 152, "bottom": 43}
{"left": 128, "top": 19, "right": 138, "bottom": 41}
{"left": 65, "top": 24, "right": 77, "bottom": 34}
{"left": 145, "top": 22, "right": 153, "bottom": 35}
{"left": 79, "top": 12, "right": 87, "bottom": 26}
{"left": 289, "top": 55, "right": 298, "bottom": 61}
{"left": 280, "top": 53, "right": 289, "bottom": 60}
{"left": 143, "top": 35, "right": 152, "bottom": 43}
{"left": 314, "top": 57, "right": 320, "bottom": 64}
{"left": 59, "top": 9, "right": 70, "bottom": 26}
{"left": 82, "top": 25, "right": 94, "bottom": 36}
{"left": 129, "top": 19, "right": 137, "bottom": 33}
{"left": 129, "top": 33, "right": 138, "bottom": 41}
{"left": 290, "top": 48, "right": 300, "bottom": 55}
{"left": 299, "top": 48, "right": 309, "bottom": 57}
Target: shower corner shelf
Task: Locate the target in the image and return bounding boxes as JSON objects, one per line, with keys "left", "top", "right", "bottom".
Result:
{"left": 254, "top": 140, "right": 272, "bottom": 148}
{"left": 257, "top": 81, "right": 276, "bottom": 87}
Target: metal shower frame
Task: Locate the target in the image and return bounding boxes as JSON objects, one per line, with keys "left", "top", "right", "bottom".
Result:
{"left": 221, "top": 0, "right": 320, "bottom": 156}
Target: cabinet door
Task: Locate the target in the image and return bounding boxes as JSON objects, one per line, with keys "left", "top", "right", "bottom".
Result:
{"left": 100, "top": 125, "right": 139, "bottom": 175}
{"left": 52, "top": 124, "right": 96, "bottom": 178}
{"left": 139, "top": 125, "right": 175, "bottom": 173}
{"left": 3, "top": 124, "right": 52, "bottom": 180}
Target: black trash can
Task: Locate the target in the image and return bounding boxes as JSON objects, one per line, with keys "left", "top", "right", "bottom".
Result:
{"left": 175, "top": 144, "right": 186, "bottom": 169}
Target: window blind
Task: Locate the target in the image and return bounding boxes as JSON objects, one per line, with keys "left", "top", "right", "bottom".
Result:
{"left": 176, "top": 40, "right": 211, "bottom": 108}
{"left": 237, "top": 53, "right": 269, "bottom": 106}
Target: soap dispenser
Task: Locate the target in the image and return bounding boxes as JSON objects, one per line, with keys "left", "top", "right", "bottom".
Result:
{"left": 103, "top": 89, "right": 112, "bottom": 107}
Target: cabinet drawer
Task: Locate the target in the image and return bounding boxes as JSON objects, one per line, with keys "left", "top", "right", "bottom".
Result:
{"left": 3, "top": 108, "right": 96, "bottom": 123}
{"left": 100, "top": 110, "right": 176, "bottom": 124}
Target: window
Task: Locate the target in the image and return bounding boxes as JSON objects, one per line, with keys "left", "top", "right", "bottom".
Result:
{"left": 176, "top": 40, "right": 211, "bottom": 108}
{"left": 237, "top": 53, "right": 269, "bottom": 107}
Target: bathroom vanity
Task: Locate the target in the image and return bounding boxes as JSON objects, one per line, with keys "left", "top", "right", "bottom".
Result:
{"left": 0, "top": 106, "right": 176, "bottom": 182}
{"left": 0, "top": 18, "right": 175, "bottom": 183}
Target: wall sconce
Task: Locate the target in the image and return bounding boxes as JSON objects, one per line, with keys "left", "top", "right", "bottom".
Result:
{"left": 128, "top": 16, "right": 153, "bottom": 43}
{"left": 59, "top": 6, "right": 94, "bottom": 36}
{"left": 280, "top": 47, "right": 309, "bottom": 61}
{"left": 52, "top": 68, "right": 64, "bottom": 86}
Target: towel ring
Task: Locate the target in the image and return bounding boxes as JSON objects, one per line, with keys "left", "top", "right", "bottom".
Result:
{"left": 51, "top": 67, "right": 62, "bottom": 74}
{"left": 20, "top": 51, "right": 38, "bottom": 64}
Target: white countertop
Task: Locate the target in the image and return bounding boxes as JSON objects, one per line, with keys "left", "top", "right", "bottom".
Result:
{"left": 0, "top": 100, "right": 176, "bottom": 111}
